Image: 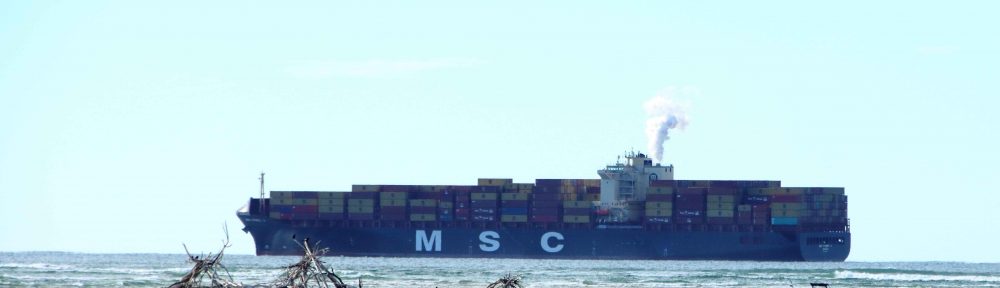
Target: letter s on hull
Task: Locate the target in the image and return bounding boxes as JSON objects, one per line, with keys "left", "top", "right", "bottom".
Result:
{"left": 540, "top": 232, "right": 564, "bottom": 253}
{"left": 479, "top": 231, "right": 500, "bottom": 252}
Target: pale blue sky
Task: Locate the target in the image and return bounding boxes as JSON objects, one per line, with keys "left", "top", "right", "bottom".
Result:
{"left": 2, "top": 1, "right": 998, "bottom": 262}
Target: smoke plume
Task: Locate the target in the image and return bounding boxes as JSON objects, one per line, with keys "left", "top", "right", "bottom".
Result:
{"left": 644, "top": 89, "right": 691, "bottom": 163}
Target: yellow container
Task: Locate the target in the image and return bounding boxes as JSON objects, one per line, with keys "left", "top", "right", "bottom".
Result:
{"left": 563, "top": 201, "right": 592, "bottom": 208}
{"left": 645, "top": 201, "right": 673, "bottom": 209}
{"left": 270, "top": 191, "right": 294, "bottom": 199}
{"left": 645, "top": 209, "right": 672, "bottom": 217}
{"left": 379, "top": 192, "right": 408, "bottom": 200}
{"left": 771, "top": 209, "right": 801, "bottom": 217}
{"left": 501, "top": 193, "right": 530, "bottom": 201}
{"left": 318, "top": 198, "right": 344, "bottom": 206}
{"left": 380, "top": 199, "right": 406, "bottom": 207}
{"left": 348, "top": 206, "right": 374, "bottom": 213}
{"left": 582, "top": 179, "right": 601, "bottom": 187}
{"left": 648, "top": 187, "right": 674, "bottom": 194}
{"left": 409, "top": 199, "right": 438, "bottom": 207}
{"left": 273, "top": 198, "right": 318, "bottom": 205}
{"left": 351, "top": 185, "right": 380, "bottom": 192}
{"left": 472, "top": 193, "right": 498, "bottom": 201}
{"left": 319, "top": 206, "right": 344, "bottom": 213}
{"left": 348, "top": 199, "right": 375, "bottom": 207}
{"left": 707, "top": 195, "right": 735, "bottom": 203}
{"left": 563, "top": 215, "right": 591, "bottom": 223}
{"left": 410, "top": 214, "right": 436, "bottom": 221}
{"left": 772, "top": 203, "right": 803, "bottom": 210}
{"left": 501, "top": 215, "right": 528, "bottom": 222}
{"left": 706, "top": 203, "right": 734, "bottom": 210}
{"left": 478, "top": 178, "right": 513, "bottom": 186}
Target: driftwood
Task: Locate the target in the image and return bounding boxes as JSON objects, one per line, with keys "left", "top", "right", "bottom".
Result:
{"left": 169, "top": 226, "right": 241, "bottom": 288}
{"left": 487, "top": 274, "right": 523, "bottom": 288}
{"left": 270, "top": 237, "right": 350, "bottom": 288}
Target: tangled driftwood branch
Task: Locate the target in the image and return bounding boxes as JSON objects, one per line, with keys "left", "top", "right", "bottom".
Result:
{"left": 169, "top": 225, "right": 241, "bottom": 288}
{"left": 271, "top": 237, "right": 349, "bottom": 288}
{"left": 487, "top": 273, "right": 523, "bottom": 288}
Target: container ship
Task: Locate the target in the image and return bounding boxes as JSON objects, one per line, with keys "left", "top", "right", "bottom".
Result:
{"left": 237, "top": 153, "right": 850, "bottom": 261}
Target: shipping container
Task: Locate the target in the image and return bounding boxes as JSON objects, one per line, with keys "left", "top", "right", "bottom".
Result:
{"left": 471, "top": 193, "right": 499, "bottom": 201}
{"left": 771, "top": 217, "right": 799, "bottom": 225}
{"left": 563, "top": 207, "right": 591, "bottom": 215}
{"left": 348, "top": 213, "right": 375, "bottom": 220}
{"left": 530, "top": 215, "right": 558, "bottom": 222}
{"left": 563, "top": 201, "right": 592, "bottom": 208}
{"left": 501, "top": 215, "right": 528, "bottom": 222}
{"left": 644, "top": 216, "right": 671, "bottom": 223}
{"left": 408, "top": 213, "right": 435, "bottom": 221}
{"left": 478, "top": 178, "right": 513, "bottom": 186}
{"left": 501, "top": 193, "right": 530, "bottom": 201}
{"left": 645, "top": 209, "right": 672, "bottom": 217}
{"left": 351, "top": 185, "right": 380, "bottom": 192}
{"left": 409, "top": 199, "right": 437, "bottom": 207}
{"left": 563, "top": 215, "right": 590, "bottom": 223}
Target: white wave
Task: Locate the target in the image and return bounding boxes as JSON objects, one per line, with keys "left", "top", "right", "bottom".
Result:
{"left": 835, "top": 270, "right": 1000, "bottom": 282}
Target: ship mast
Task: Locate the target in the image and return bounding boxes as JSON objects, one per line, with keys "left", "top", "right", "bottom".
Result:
{"left": 259, "top": 172, "right": 265, "bottom": 213}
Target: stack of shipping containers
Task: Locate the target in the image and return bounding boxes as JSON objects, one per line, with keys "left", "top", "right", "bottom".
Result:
{"left": 262, "top": 178, "right": 844, "bottom": 233}
{"left": 644, "top": 184, "right": 674, "bottom": 223}
{"left": 706, "top": 188, "right": 736, "bottom": 224}
{"left": 317, "top": 192, "right": 346, "bottom": 220}
{"left": 674, "top": 187, "right": 706, "bottom": 224}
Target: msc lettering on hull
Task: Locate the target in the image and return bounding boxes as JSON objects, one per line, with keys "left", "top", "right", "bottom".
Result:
{"left": 414, "top": 230, "right": 565, "bottom": 253}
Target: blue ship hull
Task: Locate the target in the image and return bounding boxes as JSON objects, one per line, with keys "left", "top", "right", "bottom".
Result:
{"left": 238, "top": 216, "right": 850, "bottom": 261}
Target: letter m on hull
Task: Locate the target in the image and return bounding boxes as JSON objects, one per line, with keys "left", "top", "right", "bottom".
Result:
{"left": 415, "top": 230, "right": 442, "bottom": 252}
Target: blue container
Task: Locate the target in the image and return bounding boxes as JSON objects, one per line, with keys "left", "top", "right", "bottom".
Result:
{"left": 771, "top": 217, "right": 799, "bottom": 225}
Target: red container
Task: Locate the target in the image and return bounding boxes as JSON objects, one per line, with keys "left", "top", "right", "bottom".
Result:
{"left": 563, "top": 207, "right": 591, "bottom": 215}
{"left": 318, "top": 213, "right": 345, "bottom": 220}
{"left": 752, "top": 204, "right": 771, "bottom": 212}
{"left": 707, "top": 188, "right": 739, "bottom": 195}
{"left": 531, "top": 200, "right": 560, "bottom": 208}
{"left": 350, "top": 192, "right": 377, "bottom": 199}
{"left": 412, "top": 191, "right": 440, "bottom": 199}
{"left": 586, "top": 186, "right": 601, "bottom": 194}
{"left": 471, "top": 200, "right": 498, "bottom": 208}
{"left": 532, "top": 193, "right": 561, "bottom": 201}
{"left": 530, "top": 215, "right": 558, "bottom": 222}
{"left": 535, "top": 179, "right": 563, "bottom": 187}
{"left": 348, "top": 213, "right": 375, "bottom": 220}
{"left": 674, "top": 202, "right": 705, "bottom": 210}
{"left": 501, "top": 200, "right": 528, "bottom": 207}
{"left": 678, "top": 187, "right": 708, "bottom": 194}
{"left": 292, "top": 205, "right": 318, "bottom": 213}
{"left": 380, "top": 185, "right": 414, "bottom": 192}
{"left": 707, "top": 217, "right": 734, "bottom": 224}
{"left": 646, "top": 194, "right": 674, "bottom": 201}
{"left": 292, "top": 192, "right": 319, "bottom": 198}
{"left": 410, "top": 206, "right": 436, "bottom": 214}
{"left": 771, "top": 195, "right": 802, "bottom": 202}
{"left": 380, "top": 206, "right": 406, "bottom": 214}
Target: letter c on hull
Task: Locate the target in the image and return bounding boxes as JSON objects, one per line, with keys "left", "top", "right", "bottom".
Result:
{"left": 540, "top": 232, "right": 564, "bottom": 253}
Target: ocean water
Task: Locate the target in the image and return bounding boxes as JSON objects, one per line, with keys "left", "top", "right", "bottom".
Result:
{"left": 1, "top": 252, "right": 998, "bottom": 287}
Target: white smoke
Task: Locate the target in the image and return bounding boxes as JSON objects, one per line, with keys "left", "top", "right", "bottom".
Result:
{"left": 644, "top": 88, "right": 692, "bottom": 164}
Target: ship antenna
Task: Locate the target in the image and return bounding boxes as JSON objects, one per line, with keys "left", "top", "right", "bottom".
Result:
{"left": 259, "top": 172, "right": 265, "bottom": 213}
